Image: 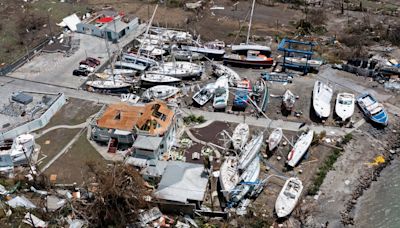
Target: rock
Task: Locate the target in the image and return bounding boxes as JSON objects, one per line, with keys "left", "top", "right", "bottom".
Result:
{"left": 298, "top": 169, "right": 303, "bottom": 174}
{"left": 282, "top": 141, "right": 288, "bottom": 146}
{"left": 344, "top": 180, "right": 350, "bottom": 186}
{"left": 390, "top": 149, "right": 396, "bottom": 154}
{"left": 277, "top": 156, "right": 282, "bottom": 161}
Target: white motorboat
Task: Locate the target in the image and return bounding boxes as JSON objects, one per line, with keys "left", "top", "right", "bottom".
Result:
{"left": 147, "top": 61, "right": 203, "bottom": 79}
{"left": 213, "top": 76, "right": 229, "bottom": 110}
{"left": 212, "top": 63, "right": 241, "bottom": 86}
{"left": 219, "top": 156, "right": 240, "bottom": 200}
{"left": 284, "top": 57, "right": 323, "bottom": 68}
{"left": 86, "top": 79, "right": 131, "bottom": 93}
{"left": 231, "top": 156, "right": 260, "bottom": 203}
{"left": 335, "top": 92, "right": 355, "bottom": 121}
{"left": 0, "top": 133, "right": 35, "bottom": 166}
{"left": 238, "top": 134, "right": 263, "bottom": 170}
{"left": 282, "top": 90, "right": 295, "bottom": 111}
{"left": 268, "top": 128, "right": 283, "bottom": 151}
{"left": 287, "top": 130, "right": 314, "bottom": 167}
{"left": 141, "top": 73, "right": 181, "bottom": 84}
{"left": 275, "top": 177, "right": 303, "bottom": 218}
{"left": 192, "top": 83, "right": 215, "bottom": 106}
{"left": 142, "top": 85, "right": 180, "bottom": 100}
{"left": 231, "top": 123, "right": 250, "bottom": 150}
{"left": 313, "top": 81, "right": 333, "bottom": 118}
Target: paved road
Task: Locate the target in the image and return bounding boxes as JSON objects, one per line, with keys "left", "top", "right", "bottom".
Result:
{"left": 180, "top": 108, "right": 354, "bottom": 136}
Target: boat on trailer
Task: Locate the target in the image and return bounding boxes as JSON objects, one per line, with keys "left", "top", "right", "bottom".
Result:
{"left": 192, "top": 83, "right": 215, "bottom": 106}
{"left": 356, "top": 93, "right": 388, "bottom": 126}
{"left": 231, "top": 123, "right": 250, "bottom": 150}
{"left": 313, "top": 80, "right": 333, "bottom": 119}
{"left": 268, "top": 128, "right": 283, "bottom": 151}
{"left": 287, "top": 130, "right": 314, "bottom": 167}
{"left": 275, "top": 177, "right": 303, "bottom": 218}
{"left": 335, "top": 92, "right": 355, "bottom": 122}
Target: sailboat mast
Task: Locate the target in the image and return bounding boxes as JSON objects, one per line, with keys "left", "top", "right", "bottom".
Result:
{"left": 246, "top": 0, "right": 255, "bottom": 44}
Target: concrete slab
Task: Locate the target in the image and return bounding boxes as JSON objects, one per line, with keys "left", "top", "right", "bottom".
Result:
{"left": 7, "top": 24, "right": 146, "bottom": 89}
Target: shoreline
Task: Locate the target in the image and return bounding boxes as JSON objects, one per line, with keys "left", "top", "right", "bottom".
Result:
{"left": 298, "top": 123, "right": 400, "bottom": 227}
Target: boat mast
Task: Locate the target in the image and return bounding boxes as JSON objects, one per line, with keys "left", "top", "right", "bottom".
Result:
{"left": 134, "top": 5, "right": 158, "bottom": 66}
{"left": 246, "top": 0, "right": 256, "bottom": 44}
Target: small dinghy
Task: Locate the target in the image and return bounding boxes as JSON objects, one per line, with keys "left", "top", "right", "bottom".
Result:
{"left": 313, "top": 81, "right": 333, "bottom": 119}
{"left": 121, "top": 93, "right": 140, "bottom": 104}
{"left": 142, "top": 85, "right": 180, "bottom": 100}
{"left": 282, "top": 90, "right": 295, "bottom": 111}
{"left": 357, "top": 93, "right": 388, "bottom": 126}
{"left": 335, "top": 92, "right": 355, "bottom": 122}
{"left": 231, "top": 123, "right": 250, "bottom": 150}
{"left": 268, "top": 128, "right": 283, "bottom": 151}
{"left": 287, "top": 130, "right": 314, "bottom": 167}
{"left": 275, "top": 177, "right": 303, "bottom": 218}
{"left": 141, "top": 73, "right": 181, "bottom": 84}
{"left": 192, "top": 83, "right": 215, "bottom": 106}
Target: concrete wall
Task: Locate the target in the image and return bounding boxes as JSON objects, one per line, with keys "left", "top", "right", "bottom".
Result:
{"left": 0, "top": 93, "right": 66, "bottom": 141}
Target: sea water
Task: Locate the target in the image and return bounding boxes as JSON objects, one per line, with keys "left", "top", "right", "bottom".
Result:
{"left": 355, "top": 159, "right": 400, "bottom": 228}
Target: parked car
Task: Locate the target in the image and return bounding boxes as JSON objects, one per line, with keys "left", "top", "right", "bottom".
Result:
{"left": 79, "top": 64, "right": 95, "bottom": 73}
{"left": 86, "top": 57, "right": 100, "bottom": 65}
{"left": 73, "top": 69, "right": 89, "bottom": 76}
{"left": 79, "top": 60, "right": 96, "bottom": 67}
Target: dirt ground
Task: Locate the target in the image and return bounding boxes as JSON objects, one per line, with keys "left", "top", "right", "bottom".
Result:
{"left": 40, "top": 97, "right": 103, "bottom": 130}
{"left": 44, "top": 131, "right": 108, "bottom": 185}
{"left": 36, "top": 128, "right": 81, "bottom": 169}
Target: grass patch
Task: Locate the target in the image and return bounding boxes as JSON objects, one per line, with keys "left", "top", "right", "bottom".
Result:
{"left": 308, "top": 133, "right": 353, "bottom": 195}
{"left": 183, "top": 114, "right": 206, "bottom": 125}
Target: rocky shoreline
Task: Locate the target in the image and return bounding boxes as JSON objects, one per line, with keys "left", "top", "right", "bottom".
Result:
{"left": 297, "top": 123, "right": 400, "bottom": 227}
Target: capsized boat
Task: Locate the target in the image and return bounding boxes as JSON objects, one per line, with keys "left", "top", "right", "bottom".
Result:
{"left": 275, "top": 177, "right": 303, "bottom": 218}
{"left": 172, "top": 50, "right": 203, "bottom": 61}
{"left": 284, "top": 57, "right": 323, "bottom": 68}
{"left": 357, "top": 93, "right": 388, "bottom": 126}
{"left": 192, "top": 83, "right": 215, "bottom": 106}
{"left": 142, "top": 85, "right": 180, "bottom": 100}
{"left": 287, "top": 130, "right": 314, "bottom": 167}
{"left": 282, "top": 90, "right": 295, "bottom": 111}
{"left": 238, "top": 134, "right": 263, "bottom": 170}
{"left": 140, "top": 73, "right": 181, "bottom": 84}
{"left": 223, "top": 45, "right": 274, "bottom": 68}
{"left": 313, "top": 81, "right": 333, "bottom": 118}
{"left": 335, "top": 93, "right": 355, "bottom": 121}
{"left": 232, "top": 123, "right": 250, "bottom": 150}
{"left": 219, "top": 156, "right": 240, "bottom": 200}
{"left": 0, "top": 133, "right": 35, "bottom": 166}
{"left": 86, "top": 79, "right": 131, "bottom": 93}
{"left": 268, "top": 128, "right": 283, "bottom": 151}
{"left": 213, "top": 76, "right": 229, "bottom": 110}
{"left": 147, "top": 61, "right": 203, "bottom": 79}
{"left": 212, "top": 63, "right": 241, "bottom": 86}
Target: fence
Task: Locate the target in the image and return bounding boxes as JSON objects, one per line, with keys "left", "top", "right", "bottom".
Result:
{"left": 0, "top": 37, "right": 51, "bottom": 76}
{"left": 0, "top": 93, "right": 66, "bottom": 141}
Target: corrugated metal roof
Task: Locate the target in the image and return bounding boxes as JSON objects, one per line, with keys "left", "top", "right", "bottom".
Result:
{"left": 133, "top": 135, "right": 162, "bottom": 151}
{"left": 154, "top": 161, "right": 208, "bottom": 203}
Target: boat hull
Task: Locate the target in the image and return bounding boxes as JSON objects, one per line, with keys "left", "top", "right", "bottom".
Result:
{"left": 223, "top": 58, "right": 273, "bottom": 68}
{"left": 287, "top": 130, "right": 314, "bottom": 167}
{"left": 275, "top": 177, "right": 303, "bottom": 218}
